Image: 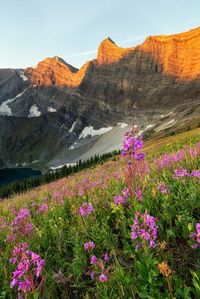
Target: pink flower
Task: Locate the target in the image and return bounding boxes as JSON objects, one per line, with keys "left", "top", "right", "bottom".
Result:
{"left": 190, "top": 222, "right": 200, "bottom": 248}
{"left": 114, "top": 195, "right": 126, "bottom": 205}
{"left": 79, "top": 202, "right": 94, "bottom": 217}
{"left": 99, "top": 273, "right": 108, "bottom": 282}
{"left": 84, "top": 241, "right": 95, "bottom": 251}
{"left": 131, "top": 211, "right": 158, "bottom": 249}
{"left": 90, "top": 255, "right": 97, "bottom": 264}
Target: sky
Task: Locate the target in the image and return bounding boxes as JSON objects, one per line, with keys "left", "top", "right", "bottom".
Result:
{"left": 0, "top": 0, "right": 200, "bottom": 69}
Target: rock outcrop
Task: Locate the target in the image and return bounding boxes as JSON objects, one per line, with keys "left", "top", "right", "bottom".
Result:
{"left": 0, "top": 26, "right": 200, "bottom": 169}
{"left": 139, "top": 26, "right": 200, "bottom": 80}
{"left": 97, "top": 37, "right": 134, "bottom": 65}
{"left": 26, "top": 56, "right": 92, "bottom": 87}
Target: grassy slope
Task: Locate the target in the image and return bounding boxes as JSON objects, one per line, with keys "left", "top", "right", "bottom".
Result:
{"left": 0, "top": 128, "right": 200, "bottom": 299}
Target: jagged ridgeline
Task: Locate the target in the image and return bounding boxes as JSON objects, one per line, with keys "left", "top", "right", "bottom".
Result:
{"left": 0, "top": 26, "right": 200, "bottom": 170}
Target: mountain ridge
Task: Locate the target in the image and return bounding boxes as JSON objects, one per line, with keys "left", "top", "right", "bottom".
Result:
{"left": 0, "top": 26, "right": 199, "bottom": 169}
{"left": 25, "top": 26, "right": 200, "bottom": 87}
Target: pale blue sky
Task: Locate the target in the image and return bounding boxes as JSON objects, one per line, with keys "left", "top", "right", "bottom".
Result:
{"left": 0, "top": 0, "right": 200, "bottom": 69}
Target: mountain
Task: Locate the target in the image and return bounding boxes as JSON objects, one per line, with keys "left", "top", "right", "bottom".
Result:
{"left": 0, "top": 27, "right": 200, "bottom": 169}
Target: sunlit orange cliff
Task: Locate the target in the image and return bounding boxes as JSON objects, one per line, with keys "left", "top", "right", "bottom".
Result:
{"left": 26, "top": 26, "right": 200, "bottom": 87}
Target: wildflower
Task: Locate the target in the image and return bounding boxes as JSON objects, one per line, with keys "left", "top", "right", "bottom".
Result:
{"left": 10, "top": 243, "right": 45, "bottom": 296}
{"left": 190, "top": 170, "right": 200, "bottom": 179}
{"left": 79, "top": 202, "right": 94, "bottom": 217}
{"left": 90, "top": 271, "right": 95, "bottom": 280}
{"left": 99, "top": 273, "right": 108, "bottom": 282}
{"left": 131, "top": 211, "right": 158, "bottom": 249}
{"left": 84, "top": 241, "right": 95, "bottom": 251}
{"left": 121, "top": 129, "right": 145, "bottom": 160}
{"left": 121, "top": 187, "right": 130, "bottom": 199}
{"left": 103, "top": 253, "right": 110, "bottom": 263}
{"left": 158, "top": 241, "right": 167, "bottom": 250}
{"left": 157, "top": 183, "right": 170, "bottom": 194}
{"left": 135, "top": 188, "right": 143, "bottom": 202}
{"left": 90, "top": 255, "right": 97, "bottom": 264}
{"left": 158, "top": 261, "right": 172, "bottom": 277}
{"left": 190, "top": 222, "right": 200, "bottom": 248}
{"left": 10, "top": 208, "right": 34, "bottom": 238}
{"left": 173, "top": 168, "right": 189, "bottom": 179}
{"left": 38, "top": 203, "right": 48, "bottom": 214}
{"left": 114, "top": 195, "right": 126, "bottom": 205}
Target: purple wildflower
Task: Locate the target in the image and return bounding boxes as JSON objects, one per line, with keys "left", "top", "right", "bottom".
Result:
{"left": 38, "top": 203, "right": 48, "bottom": 214}
{"left": 103, "top": 253, "right": 110, "bottom": 263}
{"left": 131, "top": 211, "right": 158, "bottom": 249}
{"left": 90, "top": 255, "right": 97, "bottom": 264}
{"left": 99, "top": 273, "right": 108, "bottom": 282}
{"left": 121, "top": 129, "right": 145, "bottom": 161}
{"left": 173, "top": 168, "right": 190, "bottom": 179}
{"left": 114, "top": 195, "right": 126, "bottom": 206}
{"left": 84, "top": 241, "right": 95, "bottom": 251}
{"left": 10, "top": 243, "right": 45, "bottom": 295}
{"left": 135, "top": 188, "right": 143, "bottom": 202}
{"left": 190, "top": 222, "right": 200, "bottom": 248}
{"left": 79, "top": 202, "right": 94, "bottom": 217}
{"left": 157, "top": 183, "right": 170, "bottom": 194}
{"left": 190, "top": 170, "right": 200, "bottom": 179}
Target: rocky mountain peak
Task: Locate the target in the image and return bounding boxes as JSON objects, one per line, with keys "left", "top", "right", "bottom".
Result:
{"left": 97, "top": 37, "right": 133, "bottom": 65}
{"left": 26, "top": 55, "right": 92, "bottom": 87}
{"left": 140, "top": 26, "right": 200, "bottom": 79}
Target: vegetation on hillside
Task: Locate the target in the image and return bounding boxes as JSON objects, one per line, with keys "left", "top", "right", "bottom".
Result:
{"left": 0, "top": 128, "right": 199, "bottom": 299}
{"left": 0, "top": 151, "right": 120, "bottom": 198}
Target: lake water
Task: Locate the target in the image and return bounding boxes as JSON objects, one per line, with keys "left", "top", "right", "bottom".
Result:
{"left": 0, "top": 168, "right": 42, "bottom": 186}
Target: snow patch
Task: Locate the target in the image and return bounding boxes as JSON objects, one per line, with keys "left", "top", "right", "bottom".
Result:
{"left": 0, "top": 88, "right": 29, "bottom": 116}
{"left": 160, "top": 111, "right": 173, "bottom": 119}
{"left": 48, "top": 107, "right": 56, "bottom": 112}
{"left": 137, "top": 124, "right": 155, "bottom": 136}
{"left": 79, "top": 126, "right": 112, "bottom": 139}
{"left": 18, "top": 70, "right": 28, "bottom": 81}
{"left": 117, "top": 123, "right": 128, "bottom": 128}
{"left": 145, "top": 124, "right": 155, "bottom": 130}
{"left": 166, "top": 119, "right": 175, "bottom": 126}
{"left": 50, "top": 162, "right": 77, "bottom": 170}
{"left": 28, "top": 105, "right": 41, "bottom": 118}
{"left": 69, "top": 121, "right": 76, "bottom": 133}
{"left": 69, "top": 142, "right": 77, "bottom": 150}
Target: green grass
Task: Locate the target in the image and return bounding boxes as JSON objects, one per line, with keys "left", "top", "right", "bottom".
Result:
{"left": 0, "top": 128, "right": 200, "bottom": 299}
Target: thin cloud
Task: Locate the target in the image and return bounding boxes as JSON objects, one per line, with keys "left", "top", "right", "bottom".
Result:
{"left": 68, "top": 49, "right": 97, "bottom": 57}
{"left": 68, "top": 34, "right": 147, "bottom": 58}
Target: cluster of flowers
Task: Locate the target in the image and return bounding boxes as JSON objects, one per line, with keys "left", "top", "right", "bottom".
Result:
{"left": 9, "top": 242, "right": 45, "bottom": 296}
{"left": 173, "top": 168, "right": 200, "bottom": 180}
{"left": 156, "top": 150, "right": 186, "bottom": 169}
{"left": 0, "top": 216, "right": 7, "bottom": 231}
{"left": 38, "top": 203, "right": 49, "bottom": 214}
{"left": 84, "top": 241, "right": 110, "bottom": 282}
{"left": 190, "top": 223, "right": 200, "bottom": 248}
{"left": 7, "top": 208, "right": 34, "bottom": 242}
{"left": 157, "top": 183, "right": 170, "bottom": 195}
{"left": 131, "top": 211, "right": 158, "bottom": 249}
{"left": 121, "top": 128, "right": 145, "bottom": 161}
{"left": 155, "top": 142, "right": 200, "bottom": 169}
{"left": 52, "top": 191, "right": 65, "bottom": 205}
{"left": 114, "top": 188, "right": 130, "bottom": 206}
{"left": 135, "top": 188, "right": 143, "bottom": 202}
{"left": 79, "top": 202, "right": 95, "bottom": 217}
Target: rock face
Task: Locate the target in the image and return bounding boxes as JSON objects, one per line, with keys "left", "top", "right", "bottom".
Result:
{"left": 27, "top": 57, "right": 92, "bottom": 87}
{"left": 0, "top": 26, "right": 200, "bottom": 169}
{"left": 97, "top": 37, "right": 134, "bottom": 64}
{"left": 139, "top": 26, "right": 200, "bottom": 80}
